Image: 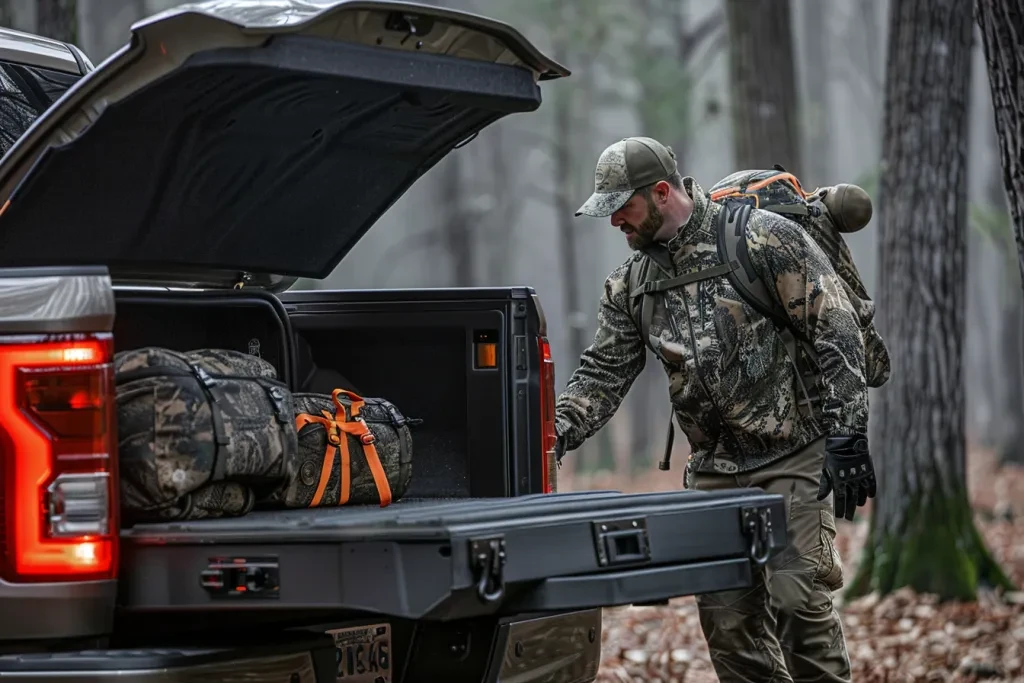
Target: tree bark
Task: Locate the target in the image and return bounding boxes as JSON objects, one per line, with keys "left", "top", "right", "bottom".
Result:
{"left": 35, "top": 0, "right": 76, "bottom": 43}
{"left": 723, "top": 0, "right": 802, "bottom": 172}
{"left": 846, "top": 0, "right": 1013, "bottom": 601}
{"left": 997, "top": 295, "right": 1024, "bottom": 465}
{"left": 985, "top": 153, "right": 1024, "bottom": 466}
{"left": 976, "top": 0, "right": 1024, "bottom": 294}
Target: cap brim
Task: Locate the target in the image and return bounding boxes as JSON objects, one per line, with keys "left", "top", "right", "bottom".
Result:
{"left": 574, "top": 189, "right": 633, "bottom": 217}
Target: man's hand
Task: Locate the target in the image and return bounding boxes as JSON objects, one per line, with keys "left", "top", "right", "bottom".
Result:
{"left": 554, "top": 433, "right": 568, "bottom": 467}
{"left": 817, "top": 435, "right": 876, "bottom": 521}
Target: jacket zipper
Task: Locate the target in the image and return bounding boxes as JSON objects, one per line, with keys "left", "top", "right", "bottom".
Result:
{"left": 676, "top": 280, "right": 744, "bottom": 464}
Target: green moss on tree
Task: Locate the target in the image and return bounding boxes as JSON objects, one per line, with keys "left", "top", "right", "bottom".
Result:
{"left": 846, "top": 488, "right": 1014, "bottom": 601}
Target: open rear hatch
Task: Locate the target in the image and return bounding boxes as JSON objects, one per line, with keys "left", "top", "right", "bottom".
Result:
{"left": 118, "top": 489, "right": 787, "bottom": 621}
{"left": 0, "top": 0, "right": 568, "bottom": 289}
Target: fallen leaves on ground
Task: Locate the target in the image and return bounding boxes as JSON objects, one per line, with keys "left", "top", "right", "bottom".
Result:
{"left": 564, "top": 450, "right": 1024, "bottom": 682}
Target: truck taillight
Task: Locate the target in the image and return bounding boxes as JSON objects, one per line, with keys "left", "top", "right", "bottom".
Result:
{"left": 538, "top": 337, "right": 557, "bottom": 493}
{"left": 0, "top": 334, "right": 118, "bottom": 582}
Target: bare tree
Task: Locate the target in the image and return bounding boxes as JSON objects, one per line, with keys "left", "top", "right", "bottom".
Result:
{"left": 996, "top": 292, "right": 1024, "bottom": 465}
{"left": 799, "top": 0, "right": 831, "bottom": 187}
{"left": 847, "top": 0, "right": 1013, "bottom": 600}
{"left": 623, "top": 0, "right": 725, "bottom": 473}
{"left": 36, "top": 0, "right": 76, "bottom": 42}
{"left": 976, "top": 168, "right": 1024, "bottom": 465}
{"left": 437, "top": 153, "right": 474, "bottom": 287}
{"left": 0, "top": 1, "right": 13, "bottom": 29}
{"left": 975, "top": 0, "right": 1024, "bottom": 465}
{"left": 723, "top": 0, "right": 801, "bottom": 172}
{"left": 976, "top": 0, "right": 1024, "bottom": 297}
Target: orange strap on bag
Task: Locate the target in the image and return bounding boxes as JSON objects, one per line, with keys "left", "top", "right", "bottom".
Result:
{"left": 294, "top": 388, "right": 394, "bottom": 508}
{"left": 709, "top": 171, "right": 814, "bottom": 204}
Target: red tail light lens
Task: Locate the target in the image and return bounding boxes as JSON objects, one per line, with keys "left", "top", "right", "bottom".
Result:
{"left": 538, "top": 337, "right": 557, "bottom": 493}
{"left": 0, "top": 334, "right": 118, "bottom": 582}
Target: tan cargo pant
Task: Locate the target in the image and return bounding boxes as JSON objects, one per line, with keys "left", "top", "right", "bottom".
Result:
{"left": 689, "top": 437, "right": 851, "bottom": 683}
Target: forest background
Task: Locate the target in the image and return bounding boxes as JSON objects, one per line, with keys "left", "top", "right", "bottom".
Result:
{"left": 5, "top": 0, "right": 1023, "bottom": 679}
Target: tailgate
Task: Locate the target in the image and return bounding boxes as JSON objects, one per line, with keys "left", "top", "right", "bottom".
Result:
{"left": 118, "top": 489, "right": 786, "bottom": 621}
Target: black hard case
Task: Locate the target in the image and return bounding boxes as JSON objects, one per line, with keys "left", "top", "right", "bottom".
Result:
{"left": 118, "top": 489, "right": 786, "bottom": 622}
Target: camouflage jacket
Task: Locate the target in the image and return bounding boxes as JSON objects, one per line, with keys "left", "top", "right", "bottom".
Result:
{"left": 554, "top": 177, "right": 870, "bottom": 475}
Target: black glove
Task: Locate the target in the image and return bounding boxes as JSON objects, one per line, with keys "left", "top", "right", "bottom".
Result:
{"left": 554, "top": 433, "right": 567, "bottom": 467}
{"left": 817, "top": 435, "right": 876, "bottom": 521}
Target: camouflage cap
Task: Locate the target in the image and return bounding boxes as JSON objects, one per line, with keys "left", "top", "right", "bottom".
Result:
{"left": 575, "top": 136, "right": 678, "bottom": 217}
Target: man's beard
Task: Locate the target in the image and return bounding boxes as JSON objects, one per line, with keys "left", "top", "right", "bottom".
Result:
{"left": 624, "top": 197, "right": 664, "bottom": 251}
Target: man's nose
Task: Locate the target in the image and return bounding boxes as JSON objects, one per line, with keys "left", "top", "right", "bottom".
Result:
{"left": 610, "top": 212, "right": 624, "bottom": 227}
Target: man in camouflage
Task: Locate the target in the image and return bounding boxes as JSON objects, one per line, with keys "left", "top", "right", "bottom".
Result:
{"left": 554, "top": 137, "right": 877, "bottom": 682}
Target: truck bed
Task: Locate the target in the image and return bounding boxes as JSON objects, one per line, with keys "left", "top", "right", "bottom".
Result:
{"left": 112, "top": 286, "right": 550, "bottom": 500}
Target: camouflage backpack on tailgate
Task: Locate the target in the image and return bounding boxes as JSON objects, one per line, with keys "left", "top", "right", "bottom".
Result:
{"left": 114, "top": 347, "right": 299, "bottom": 523}
{"left": 286, "top": 389, "right": 414, "bottom": 508}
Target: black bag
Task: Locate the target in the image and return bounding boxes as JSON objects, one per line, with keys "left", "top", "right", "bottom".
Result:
{"left": 285, "top": 389, "right": 414, "bottom": 508}
{"left": 114, "top": 347, "right": 298, "bottom": 522}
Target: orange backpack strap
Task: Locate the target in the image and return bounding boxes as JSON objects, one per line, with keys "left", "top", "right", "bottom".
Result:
{"left": 293, "top": 390, "right": 395, "bottom": 507}
{"left": 295, "top": 408, "right": 343, "bottom": 507}
{"left": 746, "top": 171, "right": 812, "bottom": 198}
{"left": 332, "top": 389, "right": 394, "bottom": 507}
{"left": 710, "top": 171, "right": 814, "bottom": 205}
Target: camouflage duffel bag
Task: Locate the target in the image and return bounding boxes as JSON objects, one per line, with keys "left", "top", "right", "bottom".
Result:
{"left": 282, "top": 389, "right": 414, "bottom": 508}
{"left": 114, "top": 347, "right": 298, "bottom": 523}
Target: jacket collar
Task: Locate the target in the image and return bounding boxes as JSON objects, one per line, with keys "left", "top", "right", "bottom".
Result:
{"left": 638, "top": 177, "right": 716, "bottom": 272}
{"left": 669, "top": 177, "right": 712, "bottom": 246}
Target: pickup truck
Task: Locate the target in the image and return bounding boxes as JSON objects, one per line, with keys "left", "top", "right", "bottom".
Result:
{"left": 0, "top": 3, "right": 788, "bottom": 681}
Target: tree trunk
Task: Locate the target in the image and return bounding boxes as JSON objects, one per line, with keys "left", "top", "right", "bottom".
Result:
{"left": 846, "top": 0, "right": 1013, "bottom": 601}
{"left": 997, "top": 296, "right": 1024, "bottom": 464}
{"left": 800, "top": 0, "right": 831, "bottom": 187}
{"left": 976, "top": 0, "right": 1024, "bottom": 294}
{"left": 986, "top": 151, "right": 1024, "bottom": 466}
{"left": 618, "top": 0, "right": 724, "bottom": 478}
{"left": 723, "top": 0, "right": 802, "bottom": 172}
{"left": 35, "top": 0, "right": 76, "bottom": 43}
{"left": 0, "top": 2, "right": 13, "bottom": 30}
{"left": 549, "top": 8, "right": 592, "bottom": 476}
{"left": 438, "top": 154, "right": 473, "bottom": 287}
{"left": 552, "top": 77, "right": 583, "bottom": 368}
{"left": 483, "top": 128, "right": 512, "bottom": 285}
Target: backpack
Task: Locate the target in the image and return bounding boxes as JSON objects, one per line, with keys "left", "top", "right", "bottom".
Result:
{"left": 114, "top": 347, "right": 299, "bottom": 523}
{"left": 627, "top": 167, "right": 890, "bottom": 470}
{"left": 284, "top": 389, "right": 415, "bottom": 508}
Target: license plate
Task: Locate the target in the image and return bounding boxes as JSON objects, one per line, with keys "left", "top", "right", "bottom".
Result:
{"left": 326, "top": 623, "right": 392, "bottom": 683}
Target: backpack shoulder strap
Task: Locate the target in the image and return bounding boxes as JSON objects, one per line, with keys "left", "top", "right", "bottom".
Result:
{"left": 715, "top": 201, "right": 791, "bottom": 330}
{"left": 717, "top": 202, "right": 824, "bottom": 415}
{"left": 627, "top": 255, "right": 657, "bottom": 353}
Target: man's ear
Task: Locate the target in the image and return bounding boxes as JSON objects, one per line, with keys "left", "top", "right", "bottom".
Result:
{"left": 654, "top": 180, "right": 673, "bottom": 204}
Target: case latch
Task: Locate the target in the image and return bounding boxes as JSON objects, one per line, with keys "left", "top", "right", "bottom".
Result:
{"left": 469, "top": 536, "right": 506, "bottom": 604}
{"left": 592, "top": 517, "right": 651, "bottom": 568}
{"left": 741, "top": 506, "right": 775, "bottom": 566}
